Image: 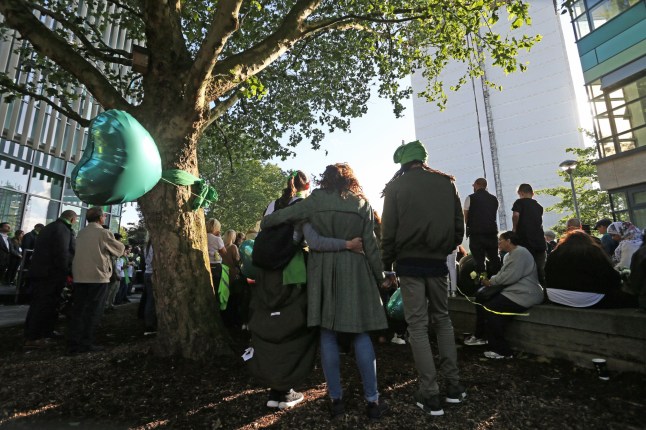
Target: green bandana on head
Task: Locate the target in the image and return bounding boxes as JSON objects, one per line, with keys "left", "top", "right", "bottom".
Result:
{"left": 393, "top": 140, "right": 428, "bottom": 165}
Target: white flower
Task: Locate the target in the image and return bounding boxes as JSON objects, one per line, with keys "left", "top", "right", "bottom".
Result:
{"left": 470, "top": 271, "right": 477, "bottom": 280}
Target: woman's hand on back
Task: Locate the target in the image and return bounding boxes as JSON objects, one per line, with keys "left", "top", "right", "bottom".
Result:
{"left": 345, "top": 237, "right": 364, "bottom": 254}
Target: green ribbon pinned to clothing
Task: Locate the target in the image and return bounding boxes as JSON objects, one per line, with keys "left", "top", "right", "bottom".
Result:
{"left": 219, "top": 264, "right": 230, "bottom": 310}
{"left": 161, "top": 169, "right": 218, "bottom": 211}
{"left": 283, "top": 249, "right": 307, "bottom": 286}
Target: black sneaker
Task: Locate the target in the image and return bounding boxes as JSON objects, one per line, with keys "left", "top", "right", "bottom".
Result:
{"left": 445, "top": 383, "right": 467, "bottom": 403}
{"left": 414, "top": 393, "right": 444, "bottom": 416}
{"left": 366, "top": 399, "right": 389, "bottom": 420}
{"left": 330, "top": 398, "right": 345, "bottom": 419}
{"left": 278, "top": 389, "right": 304, "bottom": 409}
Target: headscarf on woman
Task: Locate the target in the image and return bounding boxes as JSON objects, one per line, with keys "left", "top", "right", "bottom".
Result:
{"left": 607, "top": 221, "right": 644, "bottom": 269}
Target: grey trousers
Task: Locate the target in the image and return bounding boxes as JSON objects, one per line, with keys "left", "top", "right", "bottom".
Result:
{"left": 399, "top": 275, "right": 460, "bottom": 397}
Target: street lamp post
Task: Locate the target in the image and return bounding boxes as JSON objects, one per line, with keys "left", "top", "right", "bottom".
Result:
{"left": 559, "top": 159, "right": 580, "bottom": 220}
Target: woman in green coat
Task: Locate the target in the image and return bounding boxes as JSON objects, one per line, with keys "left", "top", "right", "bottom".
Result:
{"left": 261, "top": 163, "right": 389, "bottom": 420}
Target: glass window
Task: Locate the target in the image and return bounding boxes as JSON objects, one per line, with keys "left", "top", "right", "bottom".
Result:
{"left": 612, "top": 191, "right": 628, "bottom": 211}
{"left": 62, "top": 177, "right": 84, "bottom": 206}
{"left": 574, "top": 14, "right": 591, "bottom": 38}
{"left": 590, "top": 0, "right": 640, "bottom": 30}
{"left": 572, "top": 0, "right": 587, "bottom": 16}
{"left": 633, "top": 190, "right": 646, "bottom": 206}
{"left": 0, "top": 188, "right": 25, "bottom": 230}
{"left": 109, "top": 215, "right": 120, "bottom": 233}
{"left": 33, "top": 151, "right": 65, "bottom": 174}
{"left": 0, "top": 156, "right": 30, "bottom": 193}
{"left": 620, "top": 75, "right": 646, "bottom": 104}
{"left": 632, "top": 208, "right": 646, "bottom": 230}
{"left": 600, "top": 138, "right": 616, "bottom": 157}
{"left": 29, "top": 168, "right": 64, "bottom": 200}
{"left": 22, "top": 195, "right": 59, "bottom": 230}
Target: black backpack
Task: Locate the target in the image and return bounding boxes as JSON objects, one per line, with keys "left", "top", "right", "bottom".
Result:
{"left": 252, "top": 198, "right": 302, "bottom": 271}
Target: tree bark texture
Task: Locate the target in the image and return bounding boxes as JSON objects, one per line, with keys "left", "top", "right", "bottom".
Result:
{"left": 137, "top": 111, "right": 232, "bottom": 360}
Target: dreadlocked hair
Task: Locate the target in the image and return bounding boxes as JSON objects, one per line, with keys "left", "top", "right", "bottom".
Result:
{"left": 276, "top": 170, "right": 309, "bottom": 210}
{"left": 317, "top": 163, "right": 367, "bottom": 202}
{"left": 381, "top": 161, "right": 455, "bottom": 197}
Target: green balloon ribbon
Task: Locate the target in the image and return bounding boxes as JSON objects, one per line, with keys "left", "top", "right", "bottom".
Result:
{"left": 161, "top": 169, "right": 218, "bottom": 211}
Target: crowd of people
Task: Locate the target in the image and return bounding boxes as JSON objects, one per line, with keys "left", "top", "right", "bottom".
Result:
{"left": 2, "top": 139, "right": 646, "bottom": 421}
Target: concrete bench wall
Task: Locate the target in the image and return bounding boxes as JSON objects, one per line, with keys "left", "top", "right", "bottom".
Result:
{"left": 448, "top": 297, "right": 646, "bottom": 374}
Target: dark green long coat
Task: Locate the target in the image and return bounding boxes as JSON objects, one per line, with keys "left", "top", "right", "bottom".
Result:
{"left": 261, "top": 189, "right": 387, "bottom": 333}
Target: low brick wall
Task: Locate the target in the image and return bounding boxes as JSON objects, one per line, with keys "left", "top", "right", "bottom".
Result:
{"left": 449, "top": 296, "right": 646, "bottom": 374}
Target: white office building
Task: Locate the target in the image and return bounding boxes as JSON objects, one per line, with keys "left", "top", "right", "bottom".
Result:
{"left": 412, "top": 1, "right": 585, "bottom": 231}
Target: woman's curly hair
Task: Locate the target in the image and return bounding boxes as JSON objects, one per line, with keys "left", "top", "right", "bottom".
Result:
{"left": 317, "top": 163, "right": 367, "bottom": 202}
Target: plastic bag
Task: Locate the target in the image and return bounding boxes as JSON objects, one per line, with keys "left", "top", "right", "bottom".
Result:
{"left": 386, "top": 288, "right": 405, "bottom": 321}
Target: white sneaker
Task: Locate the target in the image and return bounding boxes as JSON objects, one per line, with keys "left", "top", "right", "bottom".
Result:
{"left": 484, "top": 351, "right": 512, "bottom": 359}
{"left": 278, "top": 389, "right": 304, "bottom": 409}
{"left": 391, "top": 334, "right": 406, "bottom": 345}
{"left": 464, "top": 335, "right": 487, "bottom": 346}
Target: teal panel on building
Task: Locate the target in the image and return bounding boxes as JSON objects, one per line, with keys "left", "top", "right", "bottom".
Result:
{"left": 576, "top": 2, "right": 646, "bottom": 83}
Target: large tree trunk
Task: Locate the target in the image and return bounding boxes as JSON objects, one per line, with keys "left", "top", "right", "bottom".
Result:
{"left": 137, "top": 111, "right": 232, "bottom": 360}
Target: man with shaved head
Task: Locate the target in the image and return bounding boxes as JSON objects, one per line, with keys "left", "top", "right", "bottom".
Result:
{"left": 463, "top": 178, "right": 501, "bottom": 276}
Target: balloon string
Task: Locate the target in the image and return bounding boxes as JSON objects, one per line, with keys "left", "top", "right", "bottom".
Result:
{"left": 159, "top": 176, "right": 212, "bottom": 201}
{"left": 454, "top": 282, "right": 530, "bottom": 317}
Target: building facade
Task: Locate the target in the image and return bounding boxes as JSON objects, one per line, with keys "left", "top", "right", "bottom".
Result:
{"left": 412, "top": 2, "right": 585, "bottom": 231}
{"left": 0, "top": 8, "right": 133, "bottom": 233}
{"left": 568, "top": 0, "right": 646, "bottom": 227}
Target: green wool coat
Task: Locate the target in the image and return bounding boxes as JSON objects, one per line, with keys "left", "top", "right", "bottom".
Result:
{"left": 261, "top": 189, "right": 387, "bottom": 333}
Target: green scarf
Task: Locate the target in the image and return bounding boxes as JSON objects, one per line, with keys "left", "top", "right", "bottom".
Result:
{"left": 120, "top": 256, "right": 130, "bottom": 283}
{"left": 218, "top": 264, "right": 230, "bottom": 310}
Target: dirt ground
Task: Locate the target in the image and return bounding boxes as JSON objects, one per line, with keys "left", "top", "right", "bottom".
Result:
{"left": 0, "top": 304, "right": 644, "bottom": 430}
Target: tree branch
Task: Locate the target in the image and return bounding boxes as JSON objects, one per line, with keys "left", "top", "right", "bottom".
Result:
{"left": 0, "top": 75, "right": 91, "bottom": 127}
{"left": 141, "top": 0, "right": 191, "bottom": 69}
{"left": 189, "top": 0, "right": 244, "bottom": 97}
{"left": 204, "top": 90, "right": 242, "bottom": 129}
{"left": 25, "top": 1, "right": 132, "bottom": 64}
{"left": 105, "top": 0, "right": 143, "bottom": 19}
{"left": 211, "top": 0, "right": 322, "bottom": 90}
{"left": 0, "top": 0, "right": 132, "bottom": 111}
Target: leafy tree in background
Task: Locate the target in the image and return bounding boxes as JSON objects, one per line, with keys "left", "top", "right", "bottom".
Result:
{"left": 0, "top": 0, "right": 540, "bottom": 359}
{"left": 537, "top": 146, "right": 611, "bottom": 234}
{"left": 199, "top": 137, "right": 285, "bottom": 233}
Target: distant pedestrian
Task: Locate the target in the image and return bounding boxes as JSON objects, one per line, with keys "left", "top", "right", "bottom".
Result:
{"left": 67, "top": 207, "right": 125, "bottom": 353}
{"left": 6, "top": 230, "right": 24, "bottom": 285}
{"left": 464, "top": 178, "right": 501, "bottom": 276}
{"left": 511, "top": 184, "right": 547, "bottom": 285}
{"left": 21, "top": 224, "right": 44, "bottom": 252}
{"left": 0, "top": 222, "right": 12, "bottom": 283}
{"left": 594, "top": 218, "right": 617, "bottom": 257}
{"left": 24, "top": 210, "right": 77, "bottom": 348}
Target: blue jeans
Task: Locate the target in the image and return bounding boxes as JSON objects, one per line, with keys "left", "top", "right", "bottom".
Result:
{"left": 319, "top": 328, "right": 378, "bottom": 402}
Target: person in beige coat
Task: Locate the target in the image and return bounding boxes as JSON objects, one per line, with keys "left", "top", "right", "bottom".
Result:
{"left": 67, "top": 207, "right": 125, "bottom": 353}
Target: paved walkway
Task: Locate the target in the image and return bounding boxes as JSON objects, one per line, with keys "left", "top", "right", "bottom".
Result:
{"left": 0, "top": 285, "right": 142, "bottom": 329}
{"left": 0, "top": 304, "right": 28, "bottom": 328}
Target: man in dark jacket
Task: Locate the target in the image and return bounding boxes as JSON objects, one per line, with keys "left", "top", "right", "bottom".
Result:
{"left": 23, "top": 210, "right": 78, "bottom": 348}
{"left": 21, "top": 223, "right": 44, "bottom": 251}
{"left": 464, "top": 178, "right": 501, "bottom": 276}
{"left": 381, "top": 140, "right": 465, "bottom": 417}
{"left": 0, "top": 222, "right": 11, "bottom": 283}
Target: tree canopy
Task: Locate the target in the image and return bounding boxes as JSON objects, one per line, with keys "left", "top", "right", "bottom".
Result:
{"left": 537, "top": 146, "right": 611, "bottom": 233}
{"left": 199, "top": 134, "right": 286, "bottom": 233}
{"left": 1, "top": 0, "right": 540, "bottom": 160}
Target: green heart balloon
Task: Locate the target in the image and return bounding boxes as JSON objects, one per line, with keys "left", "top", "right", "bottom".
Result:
{"left": 71, "top": 110, "right": 162, "bottom": 205}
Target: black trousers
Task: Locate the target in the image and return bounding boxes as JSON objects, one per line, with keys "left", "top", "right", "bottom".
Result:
{"left": 24, "top": 277, "right": 65, "bottom": 340}
{"left": 67, "top": 282, "right": 108, "bottom": 349}
{"left": 474, "top": 293, "right": 526, "bottom": 356}
{"left": 469, "top": 233, "right": 501, "bottom": 275}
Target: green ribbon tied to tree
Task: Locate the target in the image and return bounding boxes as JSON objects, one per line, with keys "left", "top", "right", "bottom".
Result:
{"left": 161, "top": 169, "right": 218, "bottom": 211}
